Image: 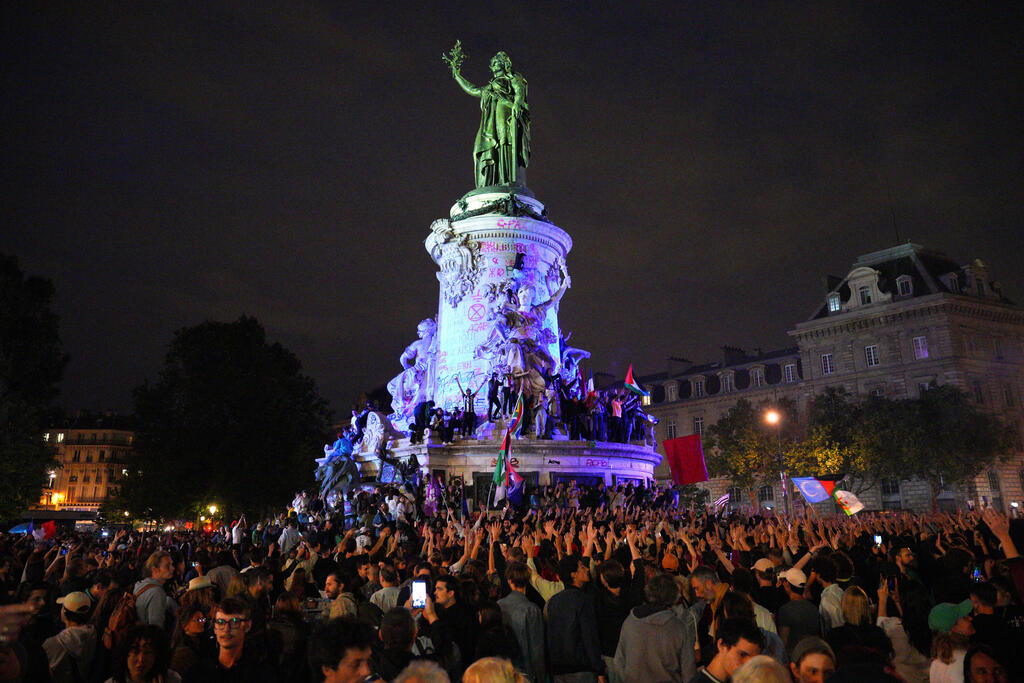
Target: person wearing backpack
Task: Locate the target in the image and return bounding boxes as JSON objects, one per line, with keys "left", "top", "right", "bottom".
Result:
{"left": 134, "top": 551, "right": 177, "bottom": 629}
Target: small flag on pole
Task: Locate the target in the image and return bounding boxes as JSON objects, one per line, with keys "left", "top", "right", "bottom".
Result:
{"left": 508, "top": 390, "right": 525, "bottom": 438}
{"left": 624, "top": 365, "right": 649, "bottom": 397}
{"left": 792, "top": 477, "right": 838, "bottom": 504}
{"left": 833, "top": 489, "right": 864, "bottom": 516}
{"left": 712, "top": 492, "right": 730, "bottom": 510}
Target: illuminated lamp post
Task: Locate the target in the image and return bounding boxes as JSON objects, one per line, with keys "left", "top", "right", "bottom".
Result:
{"left": 764, "top": 409, "right": 790, "bottom": 517}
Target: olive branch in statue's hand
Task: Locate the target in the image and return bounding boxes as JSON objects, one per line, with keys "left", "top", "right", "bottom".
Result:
{"left": 442, "top": 40, "right": 466, "bottom": 71}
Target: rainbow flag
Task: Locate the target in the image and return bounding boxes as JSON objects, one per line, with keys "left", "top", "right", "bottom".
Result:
{"left": 507, "top": 390, "right": 524, "bottom": 438}
{"left": 624, "top": 365, "right": 648, "bottom": 397}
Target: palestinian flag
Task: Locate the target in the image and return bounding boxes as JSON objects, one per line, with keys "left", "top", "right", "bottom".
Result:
{"left": 624, "top": 365, "right": 648, "bottom": 397}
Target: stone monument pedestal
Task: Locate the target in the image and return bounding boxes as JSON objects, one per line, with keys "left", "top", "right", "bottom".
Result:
{"left": 357, "top": 434, "right": 660, "bottom": 500}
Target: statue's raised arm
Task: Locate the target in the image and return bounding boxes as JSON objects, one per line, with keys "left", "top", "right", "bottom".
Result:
{"left": 444, "top": 41, "right": 531, "bottom": 188}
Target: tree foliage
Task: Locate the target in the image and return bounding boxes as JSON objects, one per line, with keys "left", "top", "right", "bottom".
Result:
{"left": 893, "top": 384, "right": 1015, "bottom": 509}
{"left": 0, "top": 254, "right": 67, "bottom": 521}
{"left": 705, "top": 385, "right": 1015, "bottom": 509}
{"left": 703, "top": 397, "right": 800, "bottom": 501}
{"left": 110, "top": 317, "right": 330, "bottom": 520}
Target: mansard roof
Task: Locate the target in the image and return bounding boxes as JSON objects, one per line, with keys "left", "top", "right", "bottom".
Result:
{"left": 809, "top": 243, "right": 1011, "bottom": 320}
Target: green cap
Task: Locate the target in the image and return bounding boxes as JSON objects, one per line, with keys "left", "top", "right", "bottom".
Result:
{"left": 928, "top": 600, "right": 972, "bottom": 633}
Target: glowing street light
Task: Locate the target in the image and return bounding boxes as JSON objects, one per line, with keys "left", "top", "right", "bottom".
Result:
{"left": 764, "top": 408, "right": 790, "bottom": 517}
{"left": 123, "top": 511, "right": 130, "bottom": 517}
{"left": 208, "top": 504, "right": 217, "bottom": 515}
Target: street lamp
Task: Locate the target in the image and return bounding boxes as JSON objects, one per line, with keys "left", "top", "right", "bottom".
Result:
{"left": 208, "top": 504, "right": 217, "bottom": 515}
{"left": 764, "top": 409, "right": 790, "bottom": 517}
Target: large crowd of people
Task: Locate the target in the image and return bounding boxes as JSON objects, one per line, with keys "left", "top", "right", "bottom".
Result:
{"left": 2, "top": 479, "right": 1022, "bottom": 683}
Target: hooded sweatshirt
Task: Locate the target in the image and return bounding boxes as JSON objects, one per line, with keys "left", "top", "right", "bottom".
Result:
{"left": 614, "top": 604, "right": 696, "bottom": 683}
{"left": 43, "top": 623, "right": 96, "bottom": 679}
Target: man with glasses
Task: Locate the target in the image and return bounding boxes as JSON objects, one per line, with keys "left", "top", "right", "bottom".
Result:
{"left": 185, "top": 597, "right": 275, "bottom": 682}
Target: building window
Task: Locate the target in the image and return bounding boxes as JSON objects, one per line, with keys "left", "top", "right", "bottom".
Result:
{"left": 918, "top": 381, "right": 932, "bottom": 394}
{"left": 973, "top": 379, "right": 985, "bottom": 404}
{"left": 827, "top": 293, "right": 841, "bottom": 313}
{"left": 821, "top": 353, "right": 835, "bottom": 375}
{"left": 98, "top": 450, "right": 105, "bottom": 462}
{"left": 870, "top": 387, "right": 885, "bottom": 397}
{"left": 948, "top": 273, "right": 960, "bottom": 293}
{"left": 694, "top": 379, "right": 705, "bottom": 398}
{"left": 72, "top": 451, "right": 80, "bottom": 463}
{"left": 988, "top": 470, "right": 1004, "bottom": 511}
{"left": 897, "top": 276, "right": 913, "bottom": 296}
{"left": 784, "top": 364, "right": 797, "bottom": 383}
{"left": 1005, "top": 384, "right": 1016, "bottom": 408}
{"left": 43, "top": 432, "right": 50, "bottom": 442}
{"left": 641, "top": 394, "right": 651, "bottom": 406}
{"left": 995, "top": 338, "right": 1005, "bottom": 360}
{"left": 726, "top": 486, "right": 744, "bottom": 503}
{"left": 693, "top": 416, "right": 704, "bottom": 437}
{"left": 67, "top": 487, "right": 76, "bottom": 501}
{"left": 912, "top": 336, "right": 928, "bottom": 360}
{"left": 108, "top": 469, "right": 115, "bottom": 481}
{"left": 666, "top": 384, "right": 678, "bottom": 402}
{"left": 876, "top": 479, "right": 901, "bottom": 509}
{"left": 68, "top": 474, "right": 78, "bottom": 483}
{"left": 85, "top": 454, "right": 92, "bottom": 463}
{"left": 858, "top": 286, "right": 872, "bottom": 305}
{"left": 758, "top": 485, "right": 774, "bottom": 502}
{"left": 666, "top": 421, "right": 677, "bottom": 440}
{"left": 721, "top": 374, "right": 734, "bottom": 393}
{"left": 880, "top": 478, "right": 900, "bottom": 496}
{"left": 865, "top": 345, "right": 880, "bottom": 367}
{"left": 751, "top": 368, "right": 764, "bottom": 388}
{"left": 95, "top": 471, "right": 102, "bottom": 484}
{"left": 82, "top": 472, "right": 90, "bottom": 483}
{"left": 56, "top": 432, "right": 64, "bottom": 443}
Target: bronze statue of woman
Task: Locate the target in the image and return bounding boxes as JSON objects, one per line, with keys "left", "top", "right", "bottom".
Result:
{"left": 447, "top": 47, "right": 530, "bottom": 189}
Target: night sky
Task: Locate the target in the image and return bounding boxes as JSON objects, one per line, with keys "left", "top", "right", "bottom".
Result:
{"left": 4, "top": 3, "right": 1023, "bottom": 418}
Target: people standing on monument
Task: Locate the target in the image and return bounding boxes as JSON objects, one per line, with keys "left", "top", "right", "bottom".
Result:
{"left": 501, "top": 372, "right": 514, "bottom": 417}
{"left": 487, "top": 373, "right": 502, "bottom": 422}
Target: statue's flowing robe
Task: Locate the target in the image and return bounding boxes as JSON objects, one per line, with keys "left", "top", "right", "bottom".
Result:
{"left": 474, "top": 73, "right": 530, "bottom": 187}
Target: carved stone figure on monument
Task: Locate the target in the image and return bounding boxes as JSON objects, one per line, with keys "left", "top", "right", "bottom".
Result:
{"left": 559, "top": 331, "right": 591, "bottom": 384}
{"left": 362, "top": 411, "right": 405, "bottom": 462}
{"left": 426, "top": 218, "right": 482, "bottom": 307}
{"left": 387, "top": 318, "right": 438, "bottom": 419}
{"left": 474, "top": 259, "right": 570, "bottom": 398}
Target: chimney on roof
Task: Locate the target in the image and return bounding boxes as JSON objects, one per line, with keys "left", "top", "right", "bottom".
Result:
{"left": 721, "top": 346, "right": 747, "bottom": 366}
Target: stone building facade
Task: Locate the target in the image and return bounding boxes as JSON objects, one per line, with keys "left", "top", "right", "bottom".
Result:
{"left": 643, "top": 244, "right": 1024, "bottom": 513}
{"left": 36, "top": 413, "right": 133, "bottom": 514}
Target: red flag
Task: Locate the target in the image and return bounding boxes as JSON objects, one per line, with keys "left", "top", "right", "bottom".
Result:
{"left": 42, "top": 520, "right": 57, "bottom": 539}
{"left": 663, "top": 435, "right": 709, "bottom": 485}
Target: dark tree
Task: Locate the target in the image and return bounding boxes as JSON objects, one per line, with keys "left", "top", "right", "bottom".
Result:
{"left": 0, "top": 255, "right": 68, "bottom": 520}
{"left": 112, "top": 316, "right": 330, "bottom": 519}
